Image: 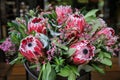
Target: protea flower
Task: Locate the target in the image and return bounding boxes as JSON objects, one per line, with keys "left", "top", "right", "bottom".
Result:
{"left": 28, "top": 17, "right": 46, "bottom": 34}
{"left": 70, "top": 40, "right": 95, "bottom": 65}
{"left": 19, "top": 36, "right": 44, "bottom": 62}
{"left": 61, "top": 14, "right": 86, "bottom": 40}
{"left": 97, "top": 27, "right": 114, "bottom": 39}
{"left": 55, "top": 5, "right": 72, "bottom": 24}
{"left": 66, "top": 14, "right": 86, "bottom": 33}
{"left": 97, "top": 27, "right": 117, "bottom": 46}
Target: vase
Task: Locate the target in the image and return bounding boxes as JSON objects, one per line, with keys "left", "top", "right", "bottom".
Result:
{"left": 24, "top": 61, "right": 91, "bottom": 80}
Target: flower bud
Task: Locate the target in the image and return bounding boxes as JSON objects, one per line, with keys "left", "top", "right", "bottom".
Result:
{"left": 56, "top": 5, "right": 72, "bottom": 24}
{"left": 28, "top": 17, "right": 46, "bottom": 34}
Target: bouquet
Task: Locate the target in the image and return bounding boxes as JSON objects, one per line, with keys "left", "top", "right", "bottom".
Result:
{"left": 0, "top": 5, "right": 118, "bottom": 80}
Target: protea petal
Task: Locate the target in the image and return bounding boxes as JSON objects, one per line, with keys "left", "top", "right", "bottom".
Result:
{"left": 28, "top": 17, "right": 46, "bottom": 34}
{"left": 70, "top": 40, "right": 95, "bottom": 65}
{"left": 55, "top": 5, "right": 72, "bottom": 24}
{"left": 66, "top": 14, "right": 86, "bottom": 33}
{"left": 97, "top": 27, "right": 117, "bottom": 46}
{"left": 19, "top": 36, "right": 44, "bottom": 62}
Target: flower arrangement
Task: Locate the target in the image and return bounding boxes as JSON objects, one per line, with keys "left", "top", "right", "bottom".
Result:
{"left": 0, "top": 5, "right": 118, "bottom": 80}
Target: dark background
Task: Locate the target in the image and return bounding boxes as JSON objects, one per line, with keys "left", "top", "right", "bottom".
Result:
{"left": 0, "top": 0, "right": 120, "bottom": 38}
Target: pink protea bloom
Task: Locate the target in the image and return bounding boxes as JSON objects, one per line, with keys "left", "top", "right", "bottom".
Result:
{"left": 28, "top": 17, "right": 46, "bottom": 34}
{"left": 19, "top": 36, "right": 44, "bottom": 62}
{"left": 97, "top": 27, "right": 117, "bottom": 46}
{"left": 106, "top": 36, "right": 118, "bottom": 46}
{"left": 66, "top": 14, "right": 86, "bottom": 33}
{"left": 55, "top": 5, "right": 72, "bottom": 24}
{"left": 70, "top": 40, "right": 95, "bottom": 65}
{"left": 62, "top": 14, "right": 86, "bottom": 40}
{"left": 97, "top": 27, "right": 114, "bottom": 39}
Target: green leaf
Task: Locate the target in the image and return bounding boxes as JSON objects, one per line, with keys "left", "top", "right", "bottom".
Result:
{"left": 58, "top": 66, "right": 70, "bottom": 77}
{"left": 7, "top": 21, "right": 19, "bottom": 31}
{"left": 28, "top": 10, "right": 35, "bottom": 17}
{"left": 89, "top": 19, "right": 101, "bottom": 35}
{"left": 45, "top": 10, "right": 56, "bottom": 20}
{"left": 85, "top": 16, "right": 97, "bottom": 23}
{"left": 78, "top": 65, "right": 93, "bottom": 72}
{"left": 25, "top": 15, "right": 29, "bottom": 27}
{"left": 91, "top": 64, "right": 105, "bottom": 74}
{"left": 98, "top": 52, "right": 104, "bottom": 59}
{"left": 100, "top": 58, "right": 112, "bottom": 66}
{"left": 48, "top": 68, "right": 56, "bottom": 80}
{"left": 55, "top": 43, "right": 68, "bottom": 51}
{"left": 52, "top": 39, "right": 68, "bottom": 51}
{"left": 58, "top": 65, "right": 79, "bottom": 79}
{"left": 10, "top": 32, "right": 20, "bottom": 45}
{"left": 49, "top": 20, "right": 62, "bottom": 28}
{"left": 43, "top": 14, "right": 51, "bottom": 19}
{"left": 103, "top": 52, "right": 111, "bottom": 58}
{"left": 48, "top": 28, "right": 61, "bottom": 36}
{"left": 51, "top": 10, "right": 57, "bottom": 19}
{"left": 15, "top": 18, "right": 27, "bottom": 31}
{"left": 45, "top": 62, "right": 51, "bottom": 79}
{"left": 19, "top": 23, "right": 27, "bottom": 31}
{"left": 39, "top": 34, "right": 49, "bottom": 48}
{"left": 18, "top": 26, "right": 26, "bottom": 38}
{"left": 29, "top": 64, "right": 38, "bottom": 69}
{"left": 54, "top": 57, "right": 65, "bottom": 72}
{"left": 38, "top": 64, "right": 45, "bottom": 80}
{"left": 18, "top": 53, "right": 23, "bottom": 58}
{"left": 66, "top": 48, "right": 76, "bottom": 57}
{"left": 100, "top": 46, "right": 112, "bottom": 54}
{"left": 85, "top": 9, "right": 98, "bottom": 19}
{"left": 9, "top": 57, "right": 22, "bottom": 65}
{"left": 70, "top": 66, "right": 79, "bottom": 76}
{"left": 68, "top": 72, "right": 76, "bottom": 80}
{"left": 54, "top": 57, "right": 64, "bottom": 65}
{"left": 8, "top": 21, "right": 27, "bottom": 38}
{"left": 41, "top": 62, "right": 56, "bottom": 80}
{"left": 79, "top": 7, "right": 88, "bottom": 15}
{"left": 42, "top": 62, "right": 51, "bottom": 80}
{"left": 7, "top": 22, "right": 13, "bottom": 27}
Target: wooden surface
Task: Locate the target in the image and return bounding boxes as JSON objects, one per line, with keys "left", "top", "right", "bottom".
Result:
{"left": 91, "top": 57, "right": 120, "bottom": 80}
{"left": 0, "top": 63, "right": 12, "bottom": 80}
{"left": 8, "top": 63, "right": 26, "bottom": 80}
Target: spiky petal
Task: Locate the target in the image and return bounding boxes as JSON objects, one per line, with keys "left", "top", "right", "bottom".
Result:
{"left": 70, "top": 40, "right": 95, "bottom": 64}
{"left": 56, "top": 5, "right": 72, "bottom": 24}
{"left": 19, "top": 36, "right": 44, "bottom": 62}
{"left": 28, "top": 17, "right": 46, "bottom": 34}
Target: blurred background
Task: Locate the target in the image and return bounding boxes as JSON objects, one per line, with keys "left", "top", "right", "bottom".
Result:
{"left": 0, "top": 0, "right": 120, "bottom": 80}
{"left": 0, "top": 0, "right": 120, "bottom": 39}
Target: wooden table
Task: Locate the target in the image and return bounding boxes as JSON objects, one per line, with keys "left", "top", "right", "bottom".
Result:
{"left": 91, "top": 57, "right": 120, "bottom": 80}
{"left": 0, "top": 63, "right": 13, "bottom": 80}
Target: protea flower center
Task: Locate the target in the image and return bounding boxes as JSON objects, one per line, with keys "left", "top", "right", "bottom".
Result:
{"left": 28, "top": 43, "right": 32, "bottom": 47}
{"left": 74, "top": 14, "right": 81, "bottom": 18}
{"left": 83, "top": 48, "right": 88, "bottom": 55}
{"left": 32, "top": 18, "right": 42, "bottom": 23}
